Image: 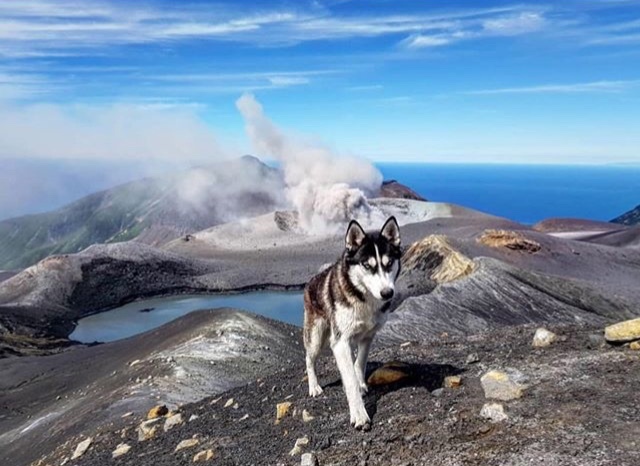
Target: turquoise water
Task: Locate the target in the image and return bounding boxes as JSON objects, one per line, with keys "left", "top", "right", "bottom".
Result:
{"left": 70, "top": 292, "right": 304, "bottom": 343}
{"left": 377, "top": 163, "right": 640, "bottom": 225}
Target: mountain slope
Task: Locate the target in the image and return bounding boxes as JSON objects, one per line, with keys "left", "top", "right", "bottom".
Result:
{"left": 0, "top": 156, "right": 286, "bottom": 269}
{"left": 611, "top": 204, "right": 640, "bottom": 226}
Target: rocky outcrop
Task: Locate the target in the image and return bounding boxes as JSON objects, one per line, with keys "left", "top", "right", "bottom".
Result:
{"left": 379, "top": 180, "right": 426, "bottom": 201}
{"left": 0, "top": 156, "right": 287, "bottom": 270}
{"left": 33, "top": 324, "right": 640, "bottom": 466}
{"left": 611, "top": 204, "right": 640, "bottom": 226}
{"left": 0, "top": 310, "right": 303, "bottom": 466}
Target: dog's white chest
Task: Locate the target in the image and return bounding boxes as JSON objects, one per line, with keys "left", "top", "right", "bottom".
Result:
{"left": 334, "top": 301, "right": 387, "bottom": 340}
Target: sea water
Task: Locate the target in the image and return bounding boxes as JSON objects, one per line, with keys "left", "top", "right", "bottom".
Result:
{"left": 377, "top": 163, "right": 640, "bottom": 225}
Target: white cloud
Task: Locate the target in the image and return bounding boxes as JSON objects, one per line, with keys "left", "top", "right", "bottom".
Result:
{"left": 482, "top": 12, "right": 546, "bottom": 35}
{"left": 0, "top": 102, "right": 228, "bottom": 161}
{"left": 464, "top": 79, "right": 640, "bottom": 95}
{"left": 402, "top": 34, "right": 452, "bottom": 48}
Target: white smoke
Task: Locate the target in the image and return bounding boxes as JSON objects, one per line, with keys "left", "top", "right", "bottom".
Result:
{"left": 235, "top": 93, "right": 384, "bottom": 234}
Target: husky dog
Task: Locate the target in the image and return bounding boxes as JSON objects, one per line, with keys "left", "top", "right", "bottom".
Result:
{"left": 303, "top": 216, "right": 401, "bottom": 430}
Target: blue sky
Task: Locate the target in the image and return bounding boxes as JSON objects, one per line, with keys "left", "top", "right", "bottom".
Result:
{"left": 1, "top": 0, "right": 639, "bottom": 164}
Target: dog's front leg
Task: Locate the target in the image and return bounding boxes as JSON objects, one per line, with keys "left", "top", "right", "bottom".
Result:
{"left": 354, "top": 336, "right": 372, "bottom": 394}
{"left": 332, "top": 338, "right": 371, "bottom": 430}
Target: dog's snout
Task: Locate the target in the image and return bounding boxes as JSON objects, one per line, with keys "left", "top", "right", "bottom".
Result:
{"left": 381, "top": 288, "right": 394, "bottom": 300}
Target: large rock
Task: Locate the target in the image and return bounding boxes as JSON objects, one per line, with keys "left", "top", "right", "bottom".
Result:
{"left": 605, "top": 318, "right": 640, "bottom": 343}
{"left": 480, "top": 369, "right": 528, "bottom": 401}
{"left": 71, "top": 437, "right": 92, "bottom": 459}
{"left": 532, "top": 328, "right": 557, "bottom": 348}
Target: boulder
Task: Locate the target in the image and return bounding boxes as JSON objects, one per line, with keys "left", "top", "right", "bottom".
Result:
{"left": 71, "top": 437, "right": 92, "bottom": 459}
{"left": 480, "top": 369, "right": 527, "bottom": 401}
{"left": 164, "top": 413, "right": 184, "bottom": 432}
{"left": 112, "top": 443, "right": 131, "bottom": 458}
{"left": 147, "top": 405, "right": 169, "bottom": 419}
{"left": 137, "top": 418, "right": 161, "bottom": 441}
{"left": 480, "top": 403, "right": 508, "bottom": 423}
{"left": 175, "top": 438, "right": 199, "bottom": 452}
{"left": 605, "top": 318, "right": 640, "bottom": 343}
{"left": 193, "top": 449, "right": 216, "bottom": 462}
{"left": 532, "top": 328, "right": 557, "bottom": 348}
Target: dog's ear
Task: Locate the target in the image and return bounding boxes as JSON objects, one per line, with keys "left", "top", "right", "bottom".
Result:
{"left": 380, "top": 216, "right": 400, "bottom": 247}
{"left": 345, "top": 220, "right": 366, "bottom": 253}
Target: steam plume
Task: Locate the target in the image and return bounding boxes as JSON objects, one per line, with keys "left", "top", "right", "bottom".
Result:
{"left": 235, "top": 93, "right": 384, "bottom": 234}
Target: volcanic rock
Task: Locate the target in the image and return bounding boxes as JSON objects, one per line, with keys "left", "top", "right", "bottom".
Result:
{"left": 532, "top": 328, "right": 558, "bottom": 347}
{"left": 147, "top": 405, "right": 169, "bottom": 419}
{"left": 193, "top": 449, "right": 215, "bottom": 462}
{"left": 289, "top": 436, "right": 310, "bottom": 456}
{"left": 443, "top": 375, "right": 462, "bottom": 388}
{"left": 367, "top": 367, "right": 408, "bottom": 386}
{"left": 164, "top": 413, "right": 184, "bottom": 432}
{"left": 481, "top": 369, "right": 527, "bottom": 401}
{"left": 112, "top": 443, "right": 131, "bottom": 458}
{"left": 478, "top": 229, "right": 541, "bottom": 253}
{"left": 480, "top": 403, "right": 508, "bottom": 423}
{"left": 71, "top": 437, "right": 92, "bottom": 459}
{"left": 276, "top": 402, "right": 293, "bottom": 422}
{"left": 605, "top": 318, "right": 640, "bottom": 343}
{"left": 137, "top": 419, "right": 161, "bottom": 441}
{"left": 175, "top": 438, "right": 199, "bottom": 452}
{"left": 301, "top": 452, "right": 319, "bottom": 466}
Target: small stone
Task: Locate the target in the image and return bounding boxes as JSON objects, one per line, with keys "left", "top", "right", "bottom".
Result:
{"left": 480, "top": 403, "right": 508, "bottom": 422}
{"left": 301, "top": 452, "right": 318, "bottom": 466}
{"left": 238, "top": 414, "right": 249, "bottom": 421}
{"left": 532, "top": 328, "right": 557, "bottom": 347}
{"left": 189, "top": 414, "right": 200, "bottom": 422}
{"left": 367, "top": 367, "right": 408, "bottom": 386}
{"left": 443, "top": 375, "right": 462, "bottom": 388}
{"left": 129, "top": 359, "right": 141, "bottom": 367}
{"left": 175, "top": 438, "right": 200, "bottom": 452}
{"left": 137, "top": 418, "right": 161, "bottom": 441}
{"left": 112, "top": 443, "right": 131, "bottom": 458}
{"left": 630, "top": 341, "right": 640, "bottom": 350}
{"left": 400, "top": 342, "right": 412, "bottom": 348}
{"left": 121, "top": 412, "right": 133, "bottom": 418}
{"left": 223, "top": 398, "right": 234, "bottom": 408}
{"left": 605, "top": 318, "right": 640, "bottom": 343}
{"left": 276, "top": 402, "right": 293, "bottom": 423}
{"left": 193, "top": 449, "right": 215, "bottom": 462}
{"left": 431, "top": 388, "right": 444, "bottom": 397}
{"left": 147, "top": 405, "right": 169, "bottom": 419}
{"left": 71, "top": 437, "right": 92, "bottom": 459}
{"left": 302, "top": 409, "right": 315, "bottom": 423}
{"left": 289, "top": 436, "right": 310, "bottom": 456}
{"left": 480, "top": 369, "right": 528, "bottom": 401}
{"left": 164, "top": 413, "right": 184, "bottom": 432}
{"left": 465, "top": 353, "right": 480, "bottom": 364}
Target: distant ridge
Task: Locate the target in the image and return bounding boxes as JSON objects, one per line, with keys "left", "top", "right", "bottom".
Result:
{"left": 0, "top": 157, "right": 424, "bottom": 269}
{"left": 0, "top": 156, "right": 285, "bottom": 269}
{"left": 611, "top": 204, "right": 640, "bottom": 226}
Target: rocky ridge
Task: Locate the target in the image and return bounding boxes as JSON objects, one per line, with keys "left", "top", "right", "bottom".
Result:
{"left": 36, "top": 322, "right": 640, "bottom": 466}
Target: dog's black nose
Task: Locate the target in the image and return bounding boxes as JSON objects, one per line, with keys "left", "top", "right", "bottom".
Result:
{"left": 381, "top": 288, "right": 394, "bottom": 300}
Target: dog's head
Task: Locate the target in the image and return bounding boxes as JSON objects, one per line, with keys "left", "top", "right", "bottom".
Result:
{"left": 344, "top": 216, "right": 401, "bottom": 301}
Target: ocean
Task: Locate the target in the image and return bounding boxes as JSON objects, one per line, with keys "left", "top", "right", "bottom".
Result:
{"left": 377, "top": 163, "right": 640, "bottom": 225}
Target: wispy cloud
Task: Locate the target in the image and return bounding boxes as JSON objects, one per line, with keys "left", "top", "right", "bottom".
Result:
{"left": 0, "top": 1, "right": 553, "bottom": 58}
{"left": 401, "top": 11, "right": 548, "bottom": 49}
{"left": 463, "top": 79, "right": 640, "bottom": 95}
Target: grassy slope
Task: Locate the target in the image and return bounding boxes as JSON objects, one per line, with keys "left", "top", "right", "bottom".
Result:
{"left": 0, "top": 179, "right": 167, "bottom": 269}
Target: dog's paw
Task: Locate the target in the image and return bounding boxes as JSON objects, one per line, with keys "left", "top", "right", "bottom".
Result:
{"left": 350, "top": 409, "right": 371, "bottom": 430}
{"left": 309, "top": 384, "right": 323, "bottom": 397}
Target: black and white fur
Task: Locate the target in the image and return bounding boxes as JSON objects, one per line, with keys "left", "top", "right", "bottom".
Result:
{"left": 303, "top": 216, "right": 401, "bottom": 430}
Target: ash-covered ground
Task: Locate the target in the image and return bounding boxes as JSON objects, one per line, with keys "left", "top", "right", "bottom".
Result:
{"left": 41, "top": 322, "right": 640, "bottom": 466}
